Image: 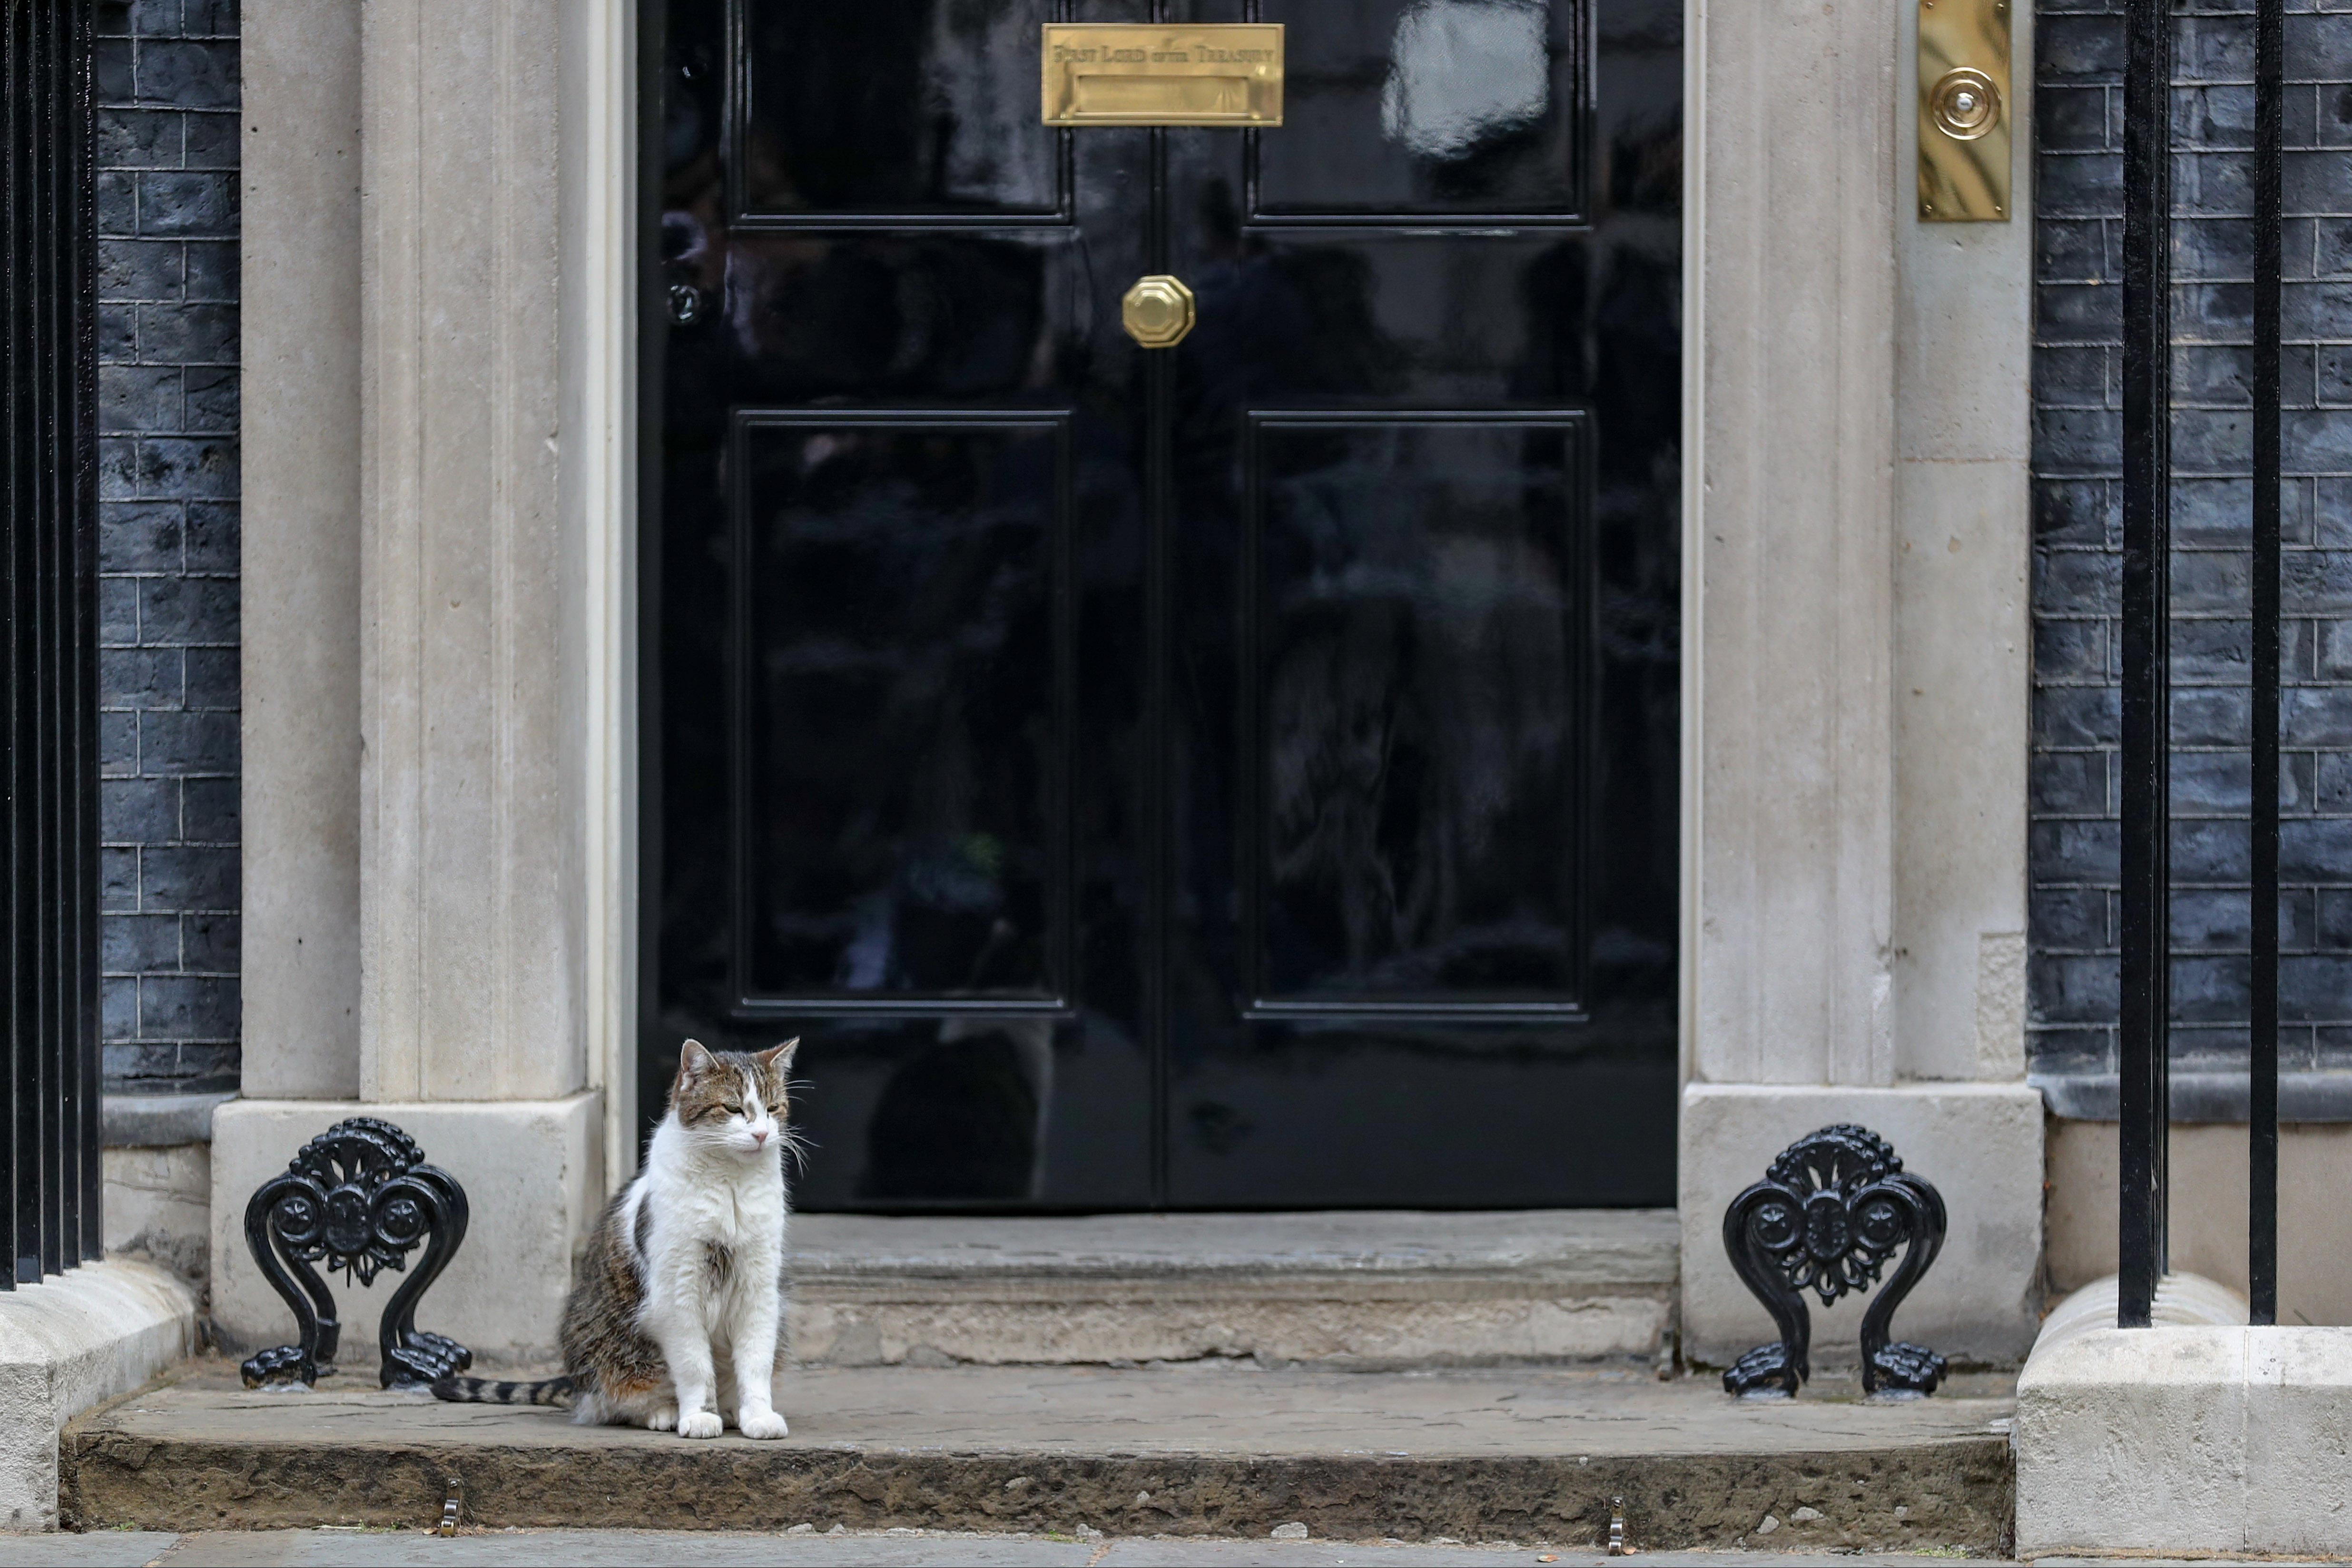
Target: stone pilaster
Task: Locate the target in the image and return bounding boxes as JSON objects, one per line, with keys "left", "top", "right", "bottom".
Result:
{"left": 218, "top": 0, "right": 623, "bottom": 1365}
{"left": 356, "top": 0, "right": 578, "bottom": 1103}
{"left": 241, "top": 0, "right": 363, "bottom": 1100}
{"left": 1677, "top": 0, "right": 2043, "bottom": 1367}
{"left": 1686, "top": 0, "right": 1900, "bottom": 1091}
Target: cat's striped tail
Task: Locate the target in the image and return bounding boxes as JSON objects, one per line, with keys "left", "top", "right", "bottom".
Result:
{"left": 430, "top": 1373, "right": 575, "bottom": 1407}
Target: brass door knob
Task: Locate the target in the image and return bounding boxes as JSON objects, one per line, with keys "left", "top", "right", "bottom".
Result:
{"left": 1122, "top": 275, "right": 1195, "bottom": 348}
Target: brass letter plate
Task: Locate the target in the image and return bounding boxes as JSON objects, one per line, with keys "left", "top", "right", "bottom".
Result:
{"left": 1041, "top": 24, "right": 1283, "bottom": 128}
{"left": 1918, "top": 0, "right": 2011, "bottom": 221}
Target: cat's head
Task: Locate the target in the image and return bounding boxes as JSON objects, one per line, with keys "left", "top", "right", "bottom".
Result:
{"left": 669, "top": 1038, "right": 799, "bottom": 1158}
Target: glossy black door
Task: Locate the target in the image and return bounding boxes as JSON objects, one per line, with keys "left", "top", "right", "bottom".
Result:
{"left": 645, "top": 0, "right": 1681, "bottom": 1209}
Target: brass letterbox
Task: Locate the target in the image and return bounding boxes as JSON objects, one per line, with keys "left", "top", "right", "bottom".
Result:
{"left": 1041, "top": 24, "right": 1284, "bottom": 128}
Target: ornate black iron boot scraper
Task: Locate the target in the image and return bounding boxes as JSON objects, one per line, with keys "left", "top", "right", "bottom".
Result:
{"left": 241, "top": 1117, "right": 472, "bottom": 1389}
{"left": 1720, "top": 1123, "right": 1948, "bottom": 1397}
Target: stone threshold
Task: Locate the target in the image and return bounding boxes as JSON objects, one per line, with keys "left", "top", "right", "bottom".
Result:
{"left": 62, "top": 1357, "right": 2017, "bottom": 1553}
{"left": 785, "top": 1211, "right": 1680, "bottom": 1369}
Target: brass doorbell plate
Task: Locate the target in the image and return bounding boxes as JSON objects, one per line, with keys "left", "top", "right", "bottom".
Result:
{"left": 1919, "top": 0, "right": 2011, "bottom": 221}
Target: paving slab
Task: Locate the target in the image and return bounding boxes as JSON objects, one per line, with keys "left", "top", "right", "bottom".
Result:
{"left": 60, "top": 1360, "right": 2015, "bottom": 1554}
{"left": 0, "top": 1535, "right": 177, "bottom": 1568}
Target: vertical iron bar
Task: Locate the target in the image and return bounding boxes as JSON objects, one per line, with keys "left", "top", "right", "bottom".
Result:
{"left": 34, "top": 0, "right": 67, "bottom": 1279}
{"left": 22, "top": 0, "right": 51, "bottom": 1278}
{"left": 36, "top": 0, "right": 59, "bottom": 1270}
{"left": 2250, "top": 0, "right": 2284, "bottom": 1330}
{"left": 0, "top": 0, "right": 19, "bottom": 1289}
{"left": 2119, "top": 0, "right": 2175, "bottom": 1329}
{"left": 6, "top": 0, "right": 38, "bottom": 1289}
{"left": 71, "top": 0, "right": 101, "bottom": 1264}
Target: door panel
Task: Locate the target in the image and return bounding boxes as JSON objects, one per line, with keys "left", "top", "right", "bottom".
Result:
{"left": 1245, "top": 414, "right": 1587, "bottom": 1007}
{"left": 647, "top": 0, "right": 1681, "bottom": 1210}
{"left": 735, "top": 414, "right": 1069, "bottom": 1004}
{"left": 733, "top": 0, "right": 1067, "bottom": 220}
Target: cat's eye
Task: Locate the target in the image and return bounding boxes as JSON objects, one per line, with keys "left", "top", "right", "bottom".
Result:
{"left": 722, "top": 1102, "right": 743, "bottom": 1116}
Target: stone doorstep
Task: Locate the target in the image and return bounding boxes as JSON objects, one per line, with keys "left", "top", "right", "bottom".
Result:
{"left": 61, "top": 1358, "right": 2017, "bottom": 1553}
{"left": 783, "top": 1211, "right": 1680, "bottom": 1369}
{"left": 0, "top": 1259, "right": 198, "bottom": 1533}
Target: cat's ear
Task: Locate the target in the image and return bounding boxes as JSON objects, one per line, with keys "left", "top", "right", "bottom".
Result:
{"left": 757, "top": 1037, "right": 799, "bottom": 1082}
{"left": 677, "top": 1038, "right": 717, "bottom": 1084}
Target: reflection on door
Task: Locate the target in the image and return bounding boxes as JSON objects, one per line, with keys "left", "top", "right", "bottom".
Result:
{"left": 645, "top": 0, "right": 1684, "bottom": 1210}
{"left": 1382, "top": 0, "right": 1552, "bottom": 160}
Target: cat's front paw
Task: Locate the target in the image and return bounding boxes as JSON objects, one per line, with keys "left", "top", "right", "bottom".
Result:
{"left": 738, "top": 1409, "right": 789, "bottom": 1440}
{"left": 644, "top": 1405, "right": 678, "bottom": 1431}
{"left": 678, "top": 1409, "right": 725, "bottom": 1439}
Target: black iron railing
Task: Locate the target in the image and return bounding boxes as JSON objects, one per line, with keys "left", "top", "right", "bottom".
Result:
{"left": 0, "top": 0, "right": 102, "bottom": 1288}
{"left": 2248, "top": 0, "right": 2285, "bottom": 1328}
{"left": 2116, "top": 0, "right": 2286, "bottom": 1328}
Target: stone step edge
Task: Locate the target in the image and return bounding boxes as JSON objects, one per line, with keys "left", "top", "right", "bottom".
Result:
{"left": 790, "top": 1276, "right": 1679, "bottom": 1304}
{"left": 785, "top": 1294, "right": 1674, "bottom": 1368}
{"left": 61, "top": 1426, "right": 2013, "bottom": 1554}
{"left": 783, "top": 1213, "right": 1682, "bottom": 1297}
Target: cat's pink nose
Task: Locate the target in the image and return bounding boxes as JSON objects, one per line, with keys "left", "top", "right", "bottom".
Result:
{"left": 752, "top": 1129, "right": 768, "bottom": 1145}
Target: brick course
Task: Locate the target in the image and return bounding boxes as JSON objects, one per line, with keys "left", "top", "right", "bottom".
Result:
{"left": 2031, "top": 1, "right": 2352, "bottom": 1083}
{"left": 94, "top": 0, "right": 239, "bottom": 1095}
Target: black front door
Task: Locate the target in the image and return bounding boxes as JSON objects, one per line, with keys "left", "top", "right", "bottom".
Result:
{"left": 645, "top": 0, "right": 1682, "bottom": 1210}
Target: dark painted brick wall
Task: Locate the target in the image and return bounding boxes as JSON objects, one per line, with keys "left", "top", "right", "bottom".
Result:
{"left": 94, "top": 0, "right": 240, "bottom": 1095}
{"left": 2031, "top": 1, "right": 2352, "bottom": 1083}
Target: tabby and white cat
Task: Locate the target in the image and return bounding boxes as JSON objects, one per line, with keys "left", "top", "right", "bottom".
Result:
{"left": 433, "top": 1037, "right": 800, "bottom": 1438}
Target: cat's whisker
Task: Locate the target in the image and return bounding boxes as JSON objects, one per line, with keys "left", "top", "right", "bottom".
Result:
{"left": 776, "top": 1128, "right": 817, "bottom": 1174}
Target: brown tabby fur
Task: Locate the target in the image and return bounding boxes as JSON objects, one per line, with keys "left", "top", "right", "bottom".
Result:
{"left": 553, "top": 1190, "right": 669, "bottom": 1405}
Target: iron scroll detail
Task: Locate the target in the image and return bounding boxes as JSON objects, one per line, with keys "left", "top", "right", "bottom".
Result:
{"left": 240, "top": 1117, "right": 472, "bottom": 1390}
{"left": 1720, "top": 1123, "right": 1949, "bottom": 1397}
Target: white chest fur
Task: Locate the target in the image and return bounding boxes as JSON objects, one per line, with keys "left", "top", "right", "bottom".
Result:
{"left": 632, "top": 1126, "right": 789, "bottom": 1331}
